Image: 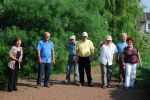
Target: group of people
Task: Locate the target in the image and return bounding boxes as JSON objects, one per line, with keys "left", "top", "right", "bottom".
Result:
{"left": 7, "top": 31, "right": 142, "bottom": 92}
{"left": 64, "top": 32, "right": 142, "bottom": 90}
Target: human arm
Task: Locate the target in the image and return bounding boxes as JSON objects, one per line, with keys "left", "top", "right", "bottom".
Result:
{"left": 37, "top": 50, "right": 42, "bottom": 64}
{"left": 9, "top": 46, "right": 19, "bottom": 61}
{"left": 51, "top": 51, "right": 55, "bottom": 64}
{"left": 76, "top": 42, "right": 79, "bottom": 63}
{"left": 137, "top": 51, "right": 143, "bottom": 67}
{"left": 37, "top": 41, "right": 42, "bottom": 64}
{"left": 122, "top": 53, "right": 125, "bottom": 69}
{"left": 115, "top": 53, "right": 119, "bottom": 64}
{"left": 51, "top": 43, "right": 55, "bottom": 64}
{"left": 122, "top": 48, "right": 126, "bottom": 68}
{"left": 99, "top": 40, "right": 106, "bottom": 47}
{"left": 18, "top": 47, "right": 23, "bottom": 62}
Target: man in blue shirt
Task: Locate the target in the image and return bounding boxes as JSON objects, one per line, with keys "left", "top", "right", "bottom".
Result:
{"left": 116, "top": 33, "right": 127, "bottom": 86}
{"left": 36, "top": 32, "right": 55, "bottom": 88}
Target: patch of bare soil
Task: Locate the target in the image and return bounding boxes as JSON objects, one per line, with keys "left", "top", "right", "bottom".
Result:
{"left": 0, "top": 67, "right": 149, "bottom": 100}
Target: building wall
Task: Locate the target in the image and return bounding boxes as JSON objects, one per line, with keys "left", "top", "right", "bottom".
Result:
{"left": 138, "top": 23, "right": 146, "bottom": 33}
{"left": 146, "top": 21, "right": 150, "bottom": 32}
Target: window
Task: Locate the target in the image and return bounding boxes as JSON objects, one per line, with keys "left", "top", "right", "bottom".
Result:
{"left": 148, "top": 24, "right": 150, "bottom": 29}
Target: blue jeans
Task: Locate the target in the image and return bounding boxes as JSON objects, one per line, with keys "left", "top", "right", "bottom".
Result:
{"left": 37, "top": 63, "right": 51, "bottom": 86}
{"left": 66, "top": 55, "right": 79, "bottom": 82}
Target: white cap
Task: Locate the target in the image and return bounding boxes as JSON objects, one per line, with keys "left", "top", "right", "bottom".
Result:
{"left": 82, "top": 32, "right": 88, "bottom": 37}
{"left": 105, "top": 35, "right": 112, "bottom": 40}
{"left": 70, "top": 35, "right": 76, "bottom": 39}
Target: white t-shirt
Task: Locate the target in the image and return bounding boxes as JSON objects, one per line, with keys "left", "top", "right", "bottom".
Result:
{"left": 99, "top": 43, "right": 118, "bottom": 66}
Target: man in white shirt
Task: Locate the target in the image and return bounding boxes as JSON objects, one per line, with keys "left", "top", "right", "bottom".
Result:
{"left": 99, "top": 35, "right": 118, "bottom": 88}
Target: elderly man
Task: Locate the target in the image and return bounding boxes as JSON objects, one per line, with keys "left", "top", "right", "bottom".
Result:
{"left": 65, "top": 35, "right": 79, "bottom": 84}
{"left": 99, "top": 35, "right": 118, "bottom": 88}
{"left": 116, "top": 33, "right": 127, "bottom": 85}
{"left": 76, "top": 32, "right": 94, "bottom": 87}
{"left": 36, "top": 32, "right": 55, "bottom": 88}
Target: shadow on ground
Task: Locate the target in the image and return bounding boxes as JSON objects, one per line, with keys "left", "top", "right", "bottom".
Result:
{"left": 109, "top": 87, "right": 150, "bottom": 100}
{"left": 109, "top": 67, "right": 150, "bottom": 100}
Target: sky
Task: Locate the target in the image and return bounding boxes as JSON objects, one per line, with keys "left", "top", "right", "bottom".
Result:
{"left": 141, "top": 0, "right": 150, "bottom": 12}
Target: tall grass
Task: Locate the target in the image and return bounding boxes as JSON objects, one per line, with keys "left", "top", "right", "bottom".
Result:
{"left": 136, "top": 49, "right": 150, "bottom": 88}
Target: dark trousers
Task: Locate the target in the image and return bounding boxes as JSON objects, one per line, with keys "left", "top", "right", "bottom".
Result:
{"left": 8, "top": 62, "right": 19, "bottom": 91}
{"left": 78, "top": 56, "right": 92, "bottom": 84}
{"left": 37, "top": 63, "right": 51, "bottom": 86}
{"left": 118, "top": 57, "right": 125, "bottom": 83}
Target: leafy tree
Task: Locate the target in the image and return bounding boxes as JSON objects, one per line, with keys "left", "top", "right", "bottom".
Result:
{"left": 0, "top": 0, "right": 143, "bottom": 87}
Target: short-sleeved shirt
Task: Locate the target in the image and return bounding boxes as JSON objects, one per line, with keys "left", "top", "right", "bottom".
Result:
{"left": 76, "top": 40, "right": 94, "bottom": 57}
{"left": 116, "top": 41, "right": 127, "bottom": 57}
{"left": 122, "top": 47, "right": 138, "bottom": 64}
{"left": 68, "top": 41, "right": 77, "bottom": 55}
{"left": 37, "top": 39, "right": 54, "bottom": 63}
{"left": 99, "top": 43, "right": 118, "bottom": 66}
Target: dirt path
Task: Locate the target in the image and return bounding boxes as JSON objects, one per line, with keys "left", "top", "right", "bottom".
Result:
{"left": 0, "top": 67, "right": 149, "bottom": 100}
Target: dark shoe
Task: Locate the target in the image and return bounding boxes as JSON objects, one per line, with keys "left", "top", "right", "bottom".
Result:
{"left": 76, "top": 82, "right": 80, "bottom": 86}
{"left": 78, "top": 83, "right": 84, "bottom": 86}
{"left": 13, "top": 88, "right": 18, "bottom": 91}
{"left": 130, "top": 86, "right": 134, "bottom": 89}
{"left": 44, "top": 84, "right": 51, "bottom": 88}
{"left": 124, "top": 87, "right": 129, "bottom": 91}
{"left": 102, "top": 86, "right": 106, "bottom": 89}
{"left": 8, "top": 89, "right": 12, "bottom": 92}
{"left": 49, "top": 82, "right": 53, "bottom": 86}
{"left": 107, "top": 84, "right": 111, "bottom": 88}
{"left": 88, "top": 82, "right": 93, "bottom": 87}
{"left": 74, "top": 81, "right": 79, "bottom": 85}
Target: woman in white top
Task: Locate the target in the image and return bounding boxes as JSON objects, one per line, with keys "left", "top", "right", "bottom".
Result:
{"left": 7, "top": 37, "right": 23, "bottom": 92}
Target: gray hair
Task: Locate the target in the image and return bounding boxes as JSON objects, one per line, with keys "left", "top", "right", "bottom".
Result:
{"left": 44, "top": 32, "right": 50, "bottom": 36}
{"left": 120, "top": 32, "right": 127, "bottom": 36}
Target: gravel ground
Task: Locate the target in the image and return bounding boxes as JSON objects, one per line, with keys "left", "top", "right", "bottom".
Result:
{"left": 0, "top": 67, "right": 149, "bottom": 100}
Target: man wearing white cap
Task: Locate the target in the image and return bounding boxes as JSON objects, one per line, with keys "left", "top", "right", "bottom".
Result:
{"left": 76, "top": 32, "right": 94, "bottom": 87}
{"left": 65, "top": 35, "right": 79, "bottom": 84}
{"left": 99, "top": 35, "right": 118, "bottom": 88}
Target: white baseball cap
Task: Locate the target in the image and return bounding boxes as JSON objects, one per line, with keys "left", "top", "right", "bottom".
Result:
{"left": 82, "top": 32, "right": 88, "bottom": 37}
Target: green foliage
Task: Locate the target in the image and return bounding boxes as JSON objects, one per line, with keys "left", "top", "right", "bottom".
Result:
{"left": 136, "top": 49, "right": 150, "bottom": 88}
{"left": 0, "top": 44, "right": 9, "bottom": 87}
{"left": 0, "top": 0, "right": 144, "bottom": 87}
{"left": 103, "top": 0, "right": 143, "bottom": 43}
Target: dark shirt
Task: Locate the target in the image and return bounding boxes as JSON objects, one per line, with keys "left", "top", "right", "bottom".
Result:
{"left": 123, "top": 47, "right": 138, "bottom": 64}
{"left": 16, "top": 51, "right": 21, "bottom": 59}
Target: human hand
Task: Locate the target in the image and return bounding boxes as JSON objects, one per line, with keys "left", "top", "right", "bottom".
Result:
{"left": 89, "top": 55, "right": 94, "bottom": 62}
{"left": 18, "top": 58, "right": 22, "bottom": 62}
{"left": 140, "top": 64, "right": 143, "bottom": 68}
{"left": 52, "top": 59, "right": 55, "bottom": 64}
{"left": 38, "top": 58, "right": 42, "bottom": 64}
{"left": 115, "top": 59, "right": 118, "bottom": 64}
